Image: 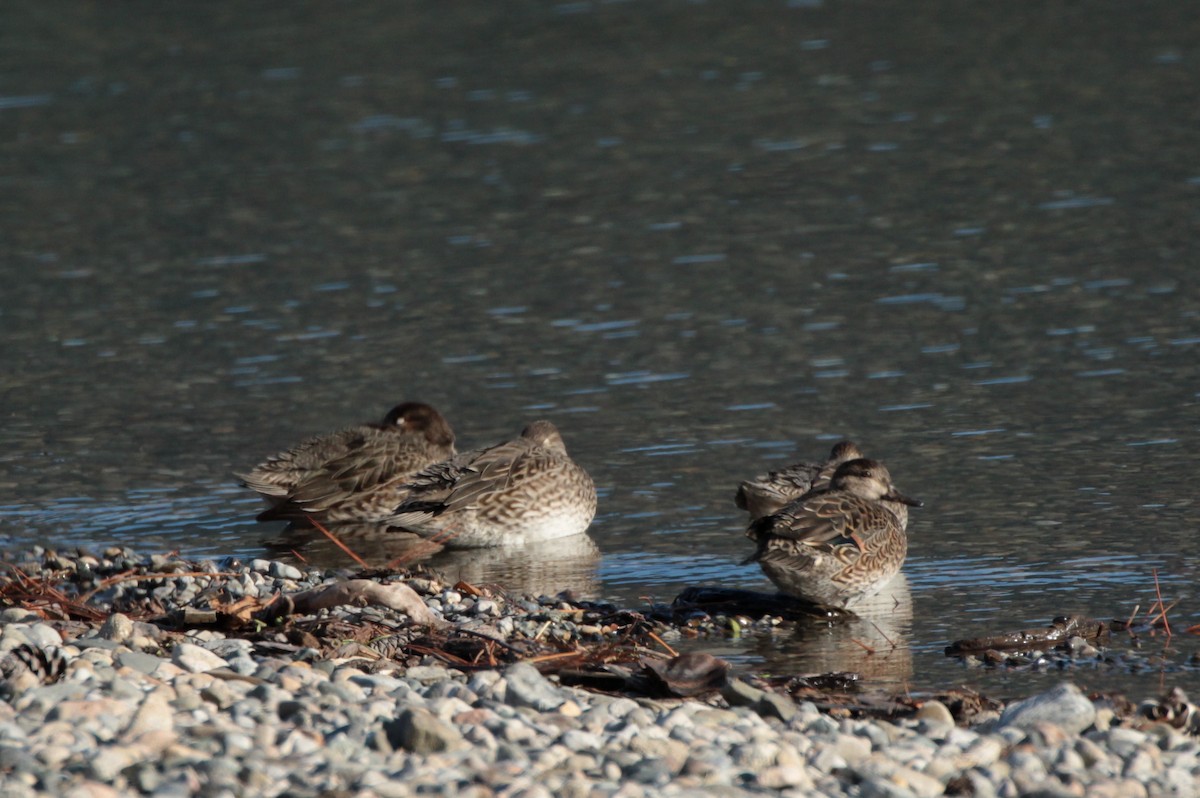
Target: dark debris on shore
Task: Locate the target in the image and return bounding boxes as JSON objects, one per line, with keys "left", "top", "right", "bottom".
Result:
{"left": 1, "top": 545, "right": 1197, "bottom": 731}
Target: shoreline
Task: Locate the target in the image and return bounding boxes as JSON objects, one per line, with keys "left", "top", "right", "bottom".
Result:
{"left": 1, "top": 547, "right": 1196, "bottom": 796}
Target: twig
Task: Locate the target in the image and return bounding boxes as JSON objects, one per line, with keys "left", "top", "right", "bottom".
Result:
{"left": 1152, "top": 568, "right": 1172, "bottom": 638}
{"left": 457, "top": 627, "right": 527, "bottom": 654}
{"left": 382, "top": 537, "right": 442, "bottom": 571}
{"left": 309, "top": 518, "right": 369, "bottom": 570}
{"left": 849, "top": 637, "right": 876, "bottom": 655}
{"left": 647, "top": 629, "right": 678, "bottom": 658}
{"left": 534, "top": 620, "right": 552, "bottom": 641}
{"left": 1125, "top": 603, "right": 1140, "bottom": 634}
{"left": 525, "top": 650, "right": 586, "bottom": 664}
{"left": 405, "top": 644, "right": 473, "bottom": 666}
{"left": 864, "top": 618, "right": 897, "bottom": 649}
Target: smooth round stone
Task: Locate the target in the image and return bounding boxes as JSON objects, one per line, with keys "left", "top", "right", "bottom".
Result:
{"left": 807, "top": 714, "right": 841, "bottom": 737}
{"left": 320, "top": 679, "right": 366, "bottom": 703}
{"left": 269, "top": 562, "right": 303, "bottom": 580}
{"left": 759, "top": 763, "right": 815, "bottom": 789}
{"left": 115, "top": 651, "right": 165, "bottom": 675}
{"left": 424, "top": 678, "right": 475, "bottom": 701}
{"left": 557, "top": 727, "right": 601, "bottom": 753}
{"left": 503, "top": 663, "right": 564, "bottom": 712}
{"left": 224, "top": 654, "right": 259, "bottom": 676}
{"left": 732, "top": 740, "right": 781, "bottom": 769}
{"left": 915, "top": 700, "right": 955, "bottom": 729}
{"left": 0, "top": 608, "right": 42, "bottom": 624}
{"left": 834, "top": 733, "right": 873, "bottom": 764}
{"left": 97, "top": 613, "right": 134, "bottom": 643}
{"left": 998, "top": 683, "right": 1096, "bottom": 735}
{"left": 23, "top": 624, "right": 63, "bottom": 650}
{"left": 205, "top": 639, "right": 252, "bottom": 658}
{"left": 428, "top": 696, "right": 474, "bottom": 722}
{"left": 403, "top": 666, "right": 452, "bottom": 684}
{"left": 200, "top": 680, "right": 237, "bottom": 709}
{"left": 171, "top": 643, "right": 226, "bottom": 673}
{"left": 349, "top": 673, "right": 406, "bottom": 693}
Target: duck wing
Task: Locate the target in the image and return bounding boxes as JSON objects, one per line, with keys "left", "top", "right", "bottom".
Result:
{"left": 238, "top": 426, "right": 374, "bottom": 497}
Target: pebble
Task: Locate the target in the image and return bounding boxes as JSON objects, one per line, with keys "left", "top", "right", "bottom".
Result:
{"left": 998, "top": 682, "right": 1097, "bottom": 735}
{"left": 170, "top": 643, "right": 226, "bottom": 674}
{"left": 915, "top": 699, "right": 955, "bottom": 729}
{"left": 0, "top": 547, "right": 1196, "bottom": 798}
{"left": 504, "top": 663, "right": 564, "bottom": 711}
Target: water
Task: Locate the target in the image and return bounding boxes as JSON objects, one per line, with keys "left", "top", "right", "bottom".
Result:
{"left": 3, "top": 1, "right": 1198, "bottom": 701}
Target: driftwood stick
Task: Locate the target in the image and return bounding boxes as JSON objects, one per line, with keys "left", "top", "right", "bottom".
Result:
{"left": 945, "top": 615, "right": 1111, "bottom": 656}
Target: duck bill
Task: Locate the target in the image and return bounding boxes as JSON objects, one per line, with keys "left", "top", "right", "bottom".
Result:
{"left": 886, "top": 491, "right": 923, "bottom": 508}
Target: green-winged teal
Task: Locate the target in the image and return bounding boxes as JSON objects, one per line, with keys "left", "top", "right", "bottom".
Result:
{"left": 735, "top": 440, "right": 864, "bottom": 521}
{"left": 744, "top": 457, "right": 921, "bottom": 608}
{"left": 238, "top": 402, "right": 456, "bottom": 523}
{"left": 384, "top": 420, "right": 597, "bottom": 548}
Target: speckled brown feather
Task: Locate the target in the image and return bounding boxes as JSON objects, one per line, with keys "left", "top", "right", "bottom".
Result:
{"left": 744, "top": 457, "right": 919, "bottom": 608}
{"left": 385, "top": 420, "right": 597, "bottom": 547}
{"left": 241, "top": 402, "right": 455, "bottom": 523}
{"left": 735, "top": 440, "right": 863, "bottom": 521}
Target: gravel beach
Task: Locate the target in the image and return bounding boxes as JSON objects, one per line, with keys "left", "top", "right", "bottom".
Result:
{"left": 1, "top": 548, "right": 1196, "bottom": 797}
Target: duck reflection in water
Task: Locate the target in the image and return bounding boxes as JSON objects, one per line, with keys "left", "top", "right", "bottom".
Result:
{"left": 748, "top": 573, "right": 915, "bottom": 688}
{"left": 265, "top": 523, "right": 603, "bottom": 600}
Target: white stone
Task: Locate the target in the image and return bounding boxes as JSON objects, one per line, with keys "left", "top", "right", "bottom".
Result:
{"left": 171, "top": 643, "right": 226, "bottom": 673}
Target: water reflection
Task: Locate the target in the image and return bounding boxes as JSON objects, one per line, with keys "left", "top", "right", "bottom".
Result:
{"left": 267, "top": 525, "right": 602, "bottom": 599}
{"left": 755, "top": 574, "right": 913, "bottom": 688}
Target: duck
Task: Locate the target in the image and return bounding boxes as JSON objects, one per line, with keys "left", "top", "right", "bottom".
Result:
{"left": 238, "top": 402, "right": 456, "bottom": 523}
{"left": 744, "top": 457, "right": 921, "bottom": 608}
{"left": 735, "top": 440, "right": 864, "bottom": 521}
{"left": 383, "top": 420, "right": 596, "bottom": 548}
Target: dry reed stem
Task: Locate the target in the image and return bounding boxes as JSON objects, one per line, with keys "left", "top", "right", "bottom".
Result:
{"left": 309, "top": 517, "right": 369, "bottom": 570}
{"left": 848, "top": 637, "right": 876, "bottom": 655}
{"left": 647, "top": 630, "right": 678, "bottom": 658}
{"left": 1151, "top": 568, "right": 1172, "bottom": 638}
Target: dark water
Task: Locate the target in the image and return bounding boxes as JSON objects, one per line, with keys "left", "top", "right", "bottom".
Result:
{"left": 3, "top": 1, "right": 1199, "bottom": 701}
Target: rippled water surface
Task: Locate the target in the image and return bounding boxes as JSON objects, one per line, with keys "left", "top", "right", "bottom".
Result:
{"left": 3, "top": 1, "right": 1199, "bottom": 700}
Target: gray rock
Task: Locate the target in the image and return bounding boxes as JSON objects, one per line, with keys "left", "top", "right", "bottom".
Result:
{"left": 504, "top": 662, "right": 564, "bottom": 711}
{"left": 205, "top": 639, "right": 252, "bottom": 658}
{"left": 71, "top": 637, "right": 121, "bottom": 651}
{"left": 757, "top": 764, "right": 815, "bottom": 790}
{"left": 201, "top": 680, "right": 237, "bottom": 710}
{"left": 0, "top": 608, "right": 41, "bottom": 624}
{"left": 125, "top": 690, "right": 174, "bottom": 736}
{"left": 858, "top": 775, "right": 919, "bottom": 798}
{"left": 22, "top": 624, "right": 62, "bottom": 649}
{"left": 384, "top": 708, "right": 465, "bottom": 754}
{"left": 98, "top": 613, "right": 135, "bottom": 643}
{"left": 115, "top": 651, "right": 165, "bottom": 674}
{"left": 171, "top": 642, "right": 226, "bottom": 673}
{"left": 269, "top": 561, "right": 303, "bottom": 580}
{"left": 998, "top": 682, "right": 1096, "bottom": 735}
{"left": 466, "top": 669, "right": 503, "bottom": 698}
{"left": 720, "top": 678, "right": 765, "bottom": 708}
{"left": 757, "top": 692, "right": 797, "bottom": 723}
{"left": 90, "top": 746, "right": 141, "bottom": 781}
{"left": 915, "top": 699, "right": 955, "bottom": 729}
{"left": 403, "top": 665, "right": 452, "bottom": 684}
